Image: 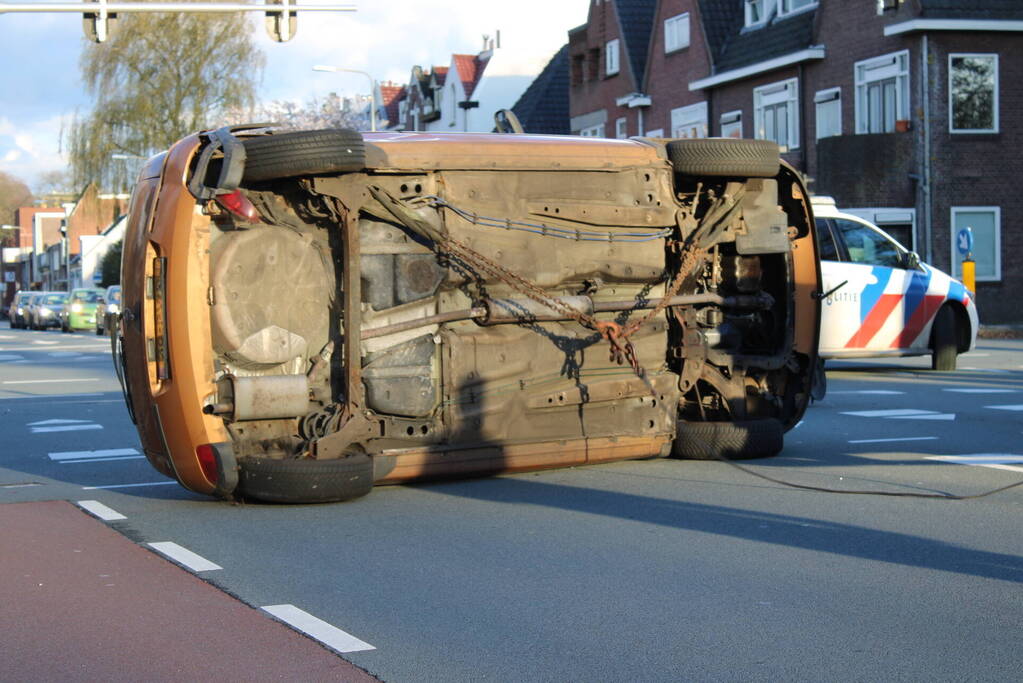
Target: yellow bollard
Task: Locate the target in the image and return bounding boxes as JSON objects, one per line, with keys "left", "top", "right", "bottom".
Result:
{"left": 961, "top": 258, "right": 976, "bottom": 295}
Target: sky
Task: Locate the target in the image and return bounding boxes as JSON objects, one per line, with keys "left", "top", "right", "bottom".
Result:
{"left": 0, "top": 0, "right": 590, "bottom": 191}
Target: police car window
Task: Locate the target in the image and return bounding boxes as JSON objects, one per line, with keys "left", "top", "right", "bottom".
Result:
{"left": 815, "top": 219, "right": 840, "bottom": 261}
{"left": 833, "top": 219, "right": 902, "bottom": 268}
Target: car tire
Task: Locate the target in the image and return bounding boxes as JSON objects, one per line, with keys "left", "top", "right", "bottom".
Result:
{"left": 931, "top": 305, "right": 958, "bottom": 371}
{"left": 241, "top": 129, "right": 366, "bottom": 184}
{"left": 672, "top": 418, "right": 784, "bottom": 461}
{"left": 235, "top": 449, "right": 373, "bottom": 504}
{"left": 665, "top": 138, "right": 780, "bottom": 178}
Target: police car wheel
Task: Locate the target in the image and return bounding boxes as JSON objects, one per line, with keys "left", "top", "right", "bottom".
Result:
{"left": 931, "top": 305, "right": 958, "bottom": 371}
{"left": 672, "top": 418, "right": 784, "bottom": 460}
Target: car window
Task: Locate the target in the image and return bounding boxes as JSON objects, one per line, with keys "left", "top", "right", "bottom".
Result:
{"left": 108, "top": 288, "right": 121, "bottom": 304}
{"left": 833, "top": 218, "right": 903, "bottom": 268}
{"left": 72, "top": 291, "right": 102, "bottom": 303}
{"left": 814, "top": 218, "right": 840, "bottom": 261}
{"left": 44, "top": 294, "right": 65, "bottom": 304}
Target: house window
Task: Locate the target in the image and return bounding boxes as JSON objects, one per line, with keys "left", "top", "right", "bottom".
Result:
{"left": 951, "top": 207, "right": 1000, "bottom": 281}
{"left": 779, "top": 0, "right": 816, "bottom": 16}
{"left": 754, "top": 78, "right": 798, "bottom": 150}
{"left": 606, "top": 39, "right": 620, "bottom": 76}
{"left": 671, "top": 102, "right": 707, "bottom": 139}
{"left": 745, "top": 0, "right": 770, "bottom": 27}
{"left": 855, "top": 50, "right": 910, "bottom": 134}
{"left": 615, "top": 117, "right": 628, "bottom": 139}
{"left": 720, "top": 110, "right": 742, "bottom": 139}
{"left": 949, "top": 54, "right": 998, "bottom": 133}
{"left": 580, "top": 124, "right": 605, "bottom": 138}
{"left": 664, "top": 13, "right": 690, "bottom": 53}
{"left": 815, "top": 88, "right": 841, "bottom": 139}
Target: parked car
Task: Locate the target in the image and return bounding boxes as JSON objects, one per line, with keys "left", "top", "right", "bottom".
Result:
{"left": 61, "top": 287, "right": 105, "bottom": 332}
{"left": 116, "top": 127, "right": 822, "bottom": 504}
{"left": 95, "top": 285, "right": 121, "bottom": 336}
{"left": 813, "top": 197, "right": 978, "bottom": 370}
{"left": 29, "top": 292, "right": 68, "bottom": 330}
{"left": 8, "top": 291, "right": 34, "bottom": 328}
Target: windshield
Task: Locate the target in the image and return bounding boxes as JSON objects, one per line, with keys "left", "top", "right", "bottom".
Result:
{"left": 108, "top": 288, "right": 121, "bottom": 304}
{"left": 72, "top": 291, "right": 102, "bottom": 304}
{"left": 43, "top": 294, "right": 66, "bottom": 304}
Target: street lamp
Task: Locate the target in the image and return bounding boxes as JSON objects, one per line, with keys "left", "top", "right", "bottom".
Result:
{"left": 312, "top": 64, "right": 377, "bottom": 131}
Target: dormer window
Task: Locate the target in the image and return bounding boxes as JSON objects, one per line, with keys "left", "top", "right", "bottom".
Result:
{"left": 745, "top": 0, "right": 816, "bottom": 28}
{"left": 605, "top": 39, "right": 620, "bottom": 76}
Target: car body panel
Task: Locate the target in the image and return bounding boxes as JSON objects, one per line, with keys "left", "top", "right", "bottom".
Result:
{"left": 31, "top": 292, "right": 67, "bottom": 329}
{"left": 62, "top": 288, "right": 105, "bottom": 331}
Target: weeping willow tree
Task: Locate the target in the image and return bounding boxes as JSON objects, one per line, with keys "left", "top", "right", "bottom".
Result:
{"left": 69, "top": 7, "right": 266, "bottom": 191}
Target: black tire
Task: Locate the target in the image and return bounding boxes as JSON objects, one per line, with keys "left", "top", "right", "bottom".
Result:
{"left": 235, "top": 451, "right": 373, "bottom": 504}
{"left": 241, "top": 129, "right": 365, "bottom": 184}
{"left": 931, "top": 305, "right": 958, "bottom": 371}
{"left": 672, "top": 418, "right": 784, "bottom": 461}
{"left": 665, "top": 138, "right": 780, "bottom": 178}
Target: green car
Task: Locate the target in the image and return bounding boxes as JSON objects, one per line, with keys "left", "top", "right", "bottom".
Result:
{"left": 61, "top": 288, "right": 105, "bottom": 332}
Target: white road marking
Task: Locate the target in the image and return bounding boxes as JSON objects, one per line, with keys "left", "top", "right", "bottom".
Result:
{"left": 30, "top": 419, "right": 92, "bottom": 425}
{"left": 891, "top": 413, "right": 956, "bottom": 421}
{"left": 961, "top": 352, "right": 990, "bottom": 357}
{"left": 46, "top": 352, "right": 83, "bottom": 358}
{"left": 50, "top": 448, "right": 140, "bottom": 462}
{"left": 82, "top": 481, "right": 176, "bottom": 490}
{"left": 3, "top": 378, "right": 100, "bottom": 385}
{"left": 0, "top": 393, "right": 104, "bottom": 401}
{"left": 147, "top": 542, "right": 222, "bottom": 572}
{"left": 261, "top": 604, "right": 376, "bottom": 653}
{"left": 827, "top": 390, "right": 905, "bottom": 395}
{"left": 943, "top": 388, "right": 1017, "bottom": 393}
{"left": 62, "top": 456, "right": 145, "bottom": 464}
{"left": 926, "top": 454, "right": 1023, "bottom": 474}
{"left": 0, "top": 344, "right": 111, "bottom": 352}
{"left": 0, "top": 334, "right": 13, "bottom": 339}
{"left": 986, "top": 404, "right": 1023, "bottom": 412}
{"left": 76, "top": 500, "right": 127, "bottom": 521}
{"left": 31, "top": 424, "right": 103, "bottom": 434}
{"left": 842, "top": 409, "right": 933, "bottom": 418}
{"left": 848, "top": 436, "right": 939, "bottom": 444}
{"left": 0, "top": 354, "right": 25, "bottom": 361}
{"left": 32, "top": 340, "right": 60, "bottom": 345}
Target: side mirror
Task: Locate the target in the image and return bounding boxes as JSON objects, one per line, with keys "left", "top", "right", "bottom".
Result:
{"left": 903, "top": 251, "right": 921, "bottom": 270}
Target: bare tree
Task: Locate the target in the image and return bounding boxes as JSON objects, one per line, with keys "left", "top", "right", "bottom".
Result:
{"left": 0, "top": 170, "right": 33, "bottom": 228}
{"left": 70, "top": 8, "right": 266, "bottom": 191}
{"left": 227, "top": 92, "right": 370, "bottom": 131}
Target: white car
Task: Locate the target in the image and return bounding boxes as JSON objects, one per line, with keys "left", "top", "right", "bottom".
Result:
{"left": 813, "top": 197, "right": 978, "bottom": 370}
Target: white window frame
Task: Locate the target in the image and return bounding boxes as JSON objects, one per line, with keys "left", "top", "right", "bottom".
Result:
{"left": 580, "top": 124, "right": 605, "bottom": 138}
{"left": 615, "top": 117, "right": 628, "bottom": 139}
{"left": 854, "top": 50, "right": 910, "bottom": 134}
{"left": 605, "top": 39, "right": 620, "bottom": 76}
{"left": 951, "top": 206, "right": 1001, "bottom": 282}
{"left": 779, "top": 0, "right": 817, "bottom": 17}
{"left": 754, "top": 78, "right": 799, "bottom": 150}
{"left": 671, "top": 101, "right": 708, "bottom": 139}
{"left": 720, "top": 110, "right": 742, "bottom": 139}
{"left": 664, "top": 12, "right": 690, "bottom": 53}
{"left": 948, "top": 53, "right": 999, "bottom": 134}
{"left": 744, "top": 0, "right": 773, "bottom": 28}
{"left": 814, "top": 87, "right": 841, "bottom": 139}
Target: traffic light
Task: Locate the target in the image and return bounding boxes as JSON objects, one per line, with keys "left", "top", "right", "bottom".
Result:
{"left": 265, "top": 0, "right": 297, "bottom": 42}
{"left": 82, "top": 0, "right": 117, "bottom": 43}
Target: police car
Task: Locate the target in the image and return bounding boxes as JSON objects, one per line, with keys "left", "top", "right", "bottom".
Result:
{"left": 813, "top": 197, "right": 978, "bottom": 370}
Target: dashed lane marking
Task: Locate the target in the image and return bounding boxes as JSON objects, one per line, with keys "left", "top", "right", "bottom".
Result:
{"left": 261, "top": 604, "right": 376, "bottom": 654}
{"left": 825, "top": 390, "right": 905, "bottom": 395}
{"left": 76, "top": 500, "right": 127, "bottom": 521}
{"left": 82, "top": 481, "right": 176, "bottom": 490}
{"left": 31, "top": 424, "right": 103, "bottom": 434}
{"left": 50, "top": 448, "right": 141, "bottom": 462}
{"left": 32, "top": 340, "right": 60, "bottom": 345}
{"left": 943, "top": 388, "right": 1018, "bottom": 393}
{"left": 148, "top": 542, "right": 222, "bottom": 572}
{"left": 0, "top": 354, "right": 25, "bottom": 361}
{"left": 986, "top": 404, "right": 1023, "bottom": 412}
{"left": 0, "top": 392, "right": 105, "bottom": 401}
{"left": 848, "top": 436, "right": 939, "bottom": 444}
{"left": 841, "top": 409, "right": 955, "bottom": 420}
{"left": 926, "top": 454, "right": 1023, "bottom": 474}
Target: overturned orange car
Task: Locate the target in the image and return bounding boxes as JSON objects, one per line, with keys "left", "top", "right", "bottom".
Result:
{"left": 116, "top": 127, "right": 821, "bottom": 503}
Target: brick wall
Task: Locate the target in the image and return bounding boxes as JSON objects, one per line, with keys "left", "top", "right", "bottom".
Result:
{"left": 642, "top": 0, "right": 709, "bottom": 136}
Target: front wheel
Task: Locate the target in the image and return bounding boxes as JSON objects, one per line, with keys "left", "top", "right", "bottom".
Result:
{"left": 235, "top": 450, "right": 374, "bottom": 504}
{"left": 672, "top": 418, "right": 784, "bottom": 461}
{"left": 931, "top": 305, "right": 958, "bottom": 371}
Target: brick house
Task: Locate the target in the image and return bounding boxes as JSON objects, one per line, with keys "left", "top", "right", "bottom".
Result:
{"left": 567, "top": 0, "right": 1022, "bottom": 323}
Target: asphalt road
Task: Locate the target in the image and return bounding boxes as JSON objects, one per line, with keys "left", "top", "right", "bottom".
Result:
{"left": 2, "top": 323, "right": 1021, "bottom": 681}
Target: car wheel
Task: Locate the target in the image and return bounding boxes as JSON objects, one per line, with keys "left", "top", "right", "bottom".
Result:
{"left": 241, "top": 129, "right": 365, "bottom": 184}
{"left": 931, "top": 305, "right": 958, "bottom": 371}
{"left": 235, "top": 449, "right": 373, "bottom": 504}
{"left": 672, "top": 418, "right": 784, "bottom": 461}
{"left": 665, "top": 138, "right": 780, "bottom": 178}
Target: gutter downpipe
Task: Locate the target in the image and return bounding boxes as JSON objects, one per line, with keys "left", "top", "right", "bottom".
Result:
{"left": 922, "top": 34, "right": 933, "bottom": 264}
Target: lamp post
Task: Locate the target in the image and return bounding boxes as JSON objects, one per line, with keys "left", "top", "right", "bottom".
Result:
{"left": 312, "top": 64, "right": 377, "bottom": 131}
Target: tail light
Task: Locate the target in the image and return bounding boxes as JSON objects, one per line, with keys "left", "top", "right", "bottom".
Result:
{"left": 215, "top": 190, "right": 261, "bottom": 223}
{"left": 196, "top": 444, "right": 219, "bottom": 485}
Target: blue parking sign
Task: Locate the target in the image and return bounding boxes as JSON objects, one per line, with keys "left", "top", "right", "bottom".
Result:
{"left": 956, "top": 227, "right": 973, "bottom": 256}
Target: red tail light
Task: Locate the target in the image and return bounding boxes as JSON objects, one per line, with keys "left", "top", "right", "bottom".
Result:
{"left": 196, "top": 444, "right": 219, "bottom": 485}
{"left": 215, "top": 190, "right": 261, "bottom": 223}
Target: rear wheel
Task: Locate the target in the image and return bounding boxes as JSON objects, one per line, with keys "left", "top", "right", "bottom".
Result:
{"left": 931, "top": 305, "right": 958, "bottom": 371}
{"left": 672, "top": 418, "right": 784, "bottom": 461}
{"left": 241, "top": 129, "right": 365, "bottom": 184}
{"left": 235, "top": 450, "right": 373, "bottom": 504}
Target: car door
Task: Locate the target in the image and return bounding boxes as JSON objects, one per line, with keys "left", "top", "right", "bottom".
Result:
{"left": 823, "top": 216, "right": 930, "bottom": 356}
